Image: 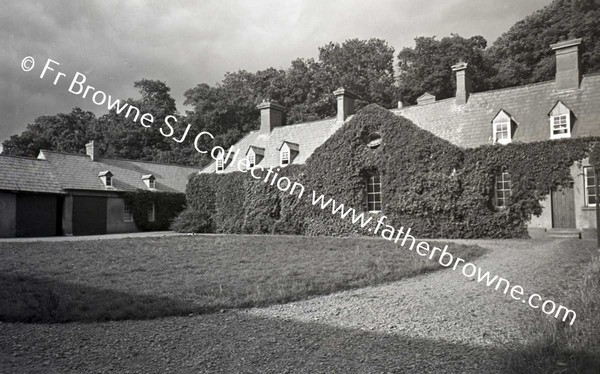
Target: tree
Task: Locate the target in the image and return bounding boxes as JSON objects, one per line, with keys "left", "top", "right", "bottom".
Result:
{"left": 183, "top": 38, "right": 399, "bottom": 156}
{"left": 486, "top": 0, "right": 600, "bottom": 89}
{"left": 396, "top": 34, "right": 492, "bottom": 104}
{"left": 2, "top": 108, "right": 98, "bottom": 157}
{"left": 318, "top": 38, "right": 398, "bottom": 110}
{"left": 96, "top": 79, "right": 181, "bottom": 162}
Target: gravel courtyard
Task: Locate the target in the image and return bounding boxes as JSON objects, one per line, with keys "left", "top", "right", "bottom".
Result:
{"left": 0, "top": 238, "right": 595, "bottom": 373}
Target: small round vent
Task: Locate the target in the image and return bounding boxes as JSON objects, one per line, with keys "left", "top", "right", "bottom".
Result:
{"left": 367, "top": 132, "right": 382, "bottom": 149}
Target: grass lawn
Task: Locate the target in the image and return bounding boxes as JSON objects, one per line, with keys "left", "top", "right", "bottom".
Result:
{"left": 0, "top": 235, "right": 484, "bottom": 323}
{"left": 507, "top": 240, "right": 600, "bottom": 374}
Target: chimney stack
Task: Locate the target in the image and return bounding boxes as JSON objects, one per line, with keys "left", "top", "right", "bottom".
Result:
{"left": 257, "top": 100, "right": 284, "bottom": 134}
{"left": 550, "top": 38, "right": 582, "bottom": 91}
{"left": 85, "top": 141, "right": 98, "bottom": 161}
{"left": 451, "top": 61, "right": 472, "bottom": 105}
{"left": 333, "top": 88, "right": 357, "bottom": 123}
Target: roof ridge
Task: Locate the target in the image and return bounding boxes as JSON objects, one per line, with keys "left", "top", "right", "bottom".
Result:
{"left": 41, "top": 149, "right": 198, "bottom": 169}
{"left": 280, "top": 116, "right": 336, "bottom": 128}
{"left": 0, "top": 153, "right": 48, "bottom": 161}
{"left": 395, "top": 80, "right": 557, "bottom": 111}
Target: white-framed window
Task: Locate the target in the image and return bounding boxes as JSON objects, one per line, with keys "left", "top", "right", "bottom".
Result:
{"left": 551, "top": 114, "right": 570, "bottom": 138}
{"left": 216, "top": 158, "right": 224, "bottom": 172}
{"left": 584, "top": 167, "right": 597, "bottom": 206}
{"left": 366, "top": 175, "right": 382, "bottom": 212}
{"left": 123, "top": 201, "right": 133, "bottom": 222}
{"left": 495, "top": 171, "right": 512, "bottom": 208}
{"left": 549, "top": 101, "right": 572, "bottom": 139}
{"left": 147, "top": 202, "right": 155, "bottom": 222}
{"left": 248, "top": 153, "right": 256, "bottom": 168}
{"left": 105, "top": 175, "right": 113, "bottom": 187}
{"left": 148, "top": 179, "right": 156, "bottom": 189}
{"left": 281, "top": 151, "right": 290, "bottom": 166}
{"left": 492, "top": 110, "right": 512, "bottom": 144}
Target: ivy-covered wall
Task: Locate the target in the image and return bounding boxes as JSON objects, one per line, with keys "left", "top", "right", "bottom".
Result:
{"left": 123, "top": 190, "right": 186, "bottom": 231}
{"left": 173, "top": 104, "right": 600, "bottom": 238}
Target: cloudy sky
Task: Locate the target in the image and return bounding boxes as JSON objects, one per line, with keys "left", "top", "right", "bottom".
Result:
{"left": 0, "top": 0, "right": 552, "bottom": 150}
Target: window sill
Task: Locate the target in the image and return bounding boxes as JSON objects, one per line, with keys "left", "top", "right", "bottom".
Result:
{"left": 582, "top": 206, "right": 598, "bottom": 211}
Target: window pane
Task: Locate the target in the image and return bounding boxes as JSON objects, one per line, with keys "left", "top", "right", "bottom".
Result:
{"left": 366, "top": 174, "right": 382, "bottom": 211}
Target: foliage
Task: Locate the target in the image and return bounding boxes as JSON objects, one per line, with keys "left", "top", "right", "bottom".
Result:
{"left": 176, "top": 105, "right": 600, "bottom": 239}
{"left": 123, "top": 190, "right": 186, "bottom": 231}
{"left": 171, "top": 173, "right": 218, "bottom": 233}
{"left": 486, "top": 0, "right": 600, "bottom": 89}
{"left": 1, "top": 108, "right": 99, "bottom": 157}
{"left": 183, "top": 38, "right": 399, "bottom": 154}
{"left": 590, "top": 142, "right": 600, "bottom": 167}
{"left": 397, "top": 34, "right": 492, "bottom": 104}
{"left": 460, "top": 137, "right": 598, "bottom": 237}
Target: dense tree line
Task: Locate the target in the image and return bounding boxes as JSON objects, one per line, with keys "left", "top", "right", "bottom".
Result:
{"left": 3, "top": 0, "right": 600, "bottom": 166}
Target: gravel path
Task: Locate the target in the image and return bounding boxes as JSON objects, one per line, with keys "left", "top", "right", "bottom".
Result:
{"left": 0, "top": 239, "right": 594, "bottom": 373}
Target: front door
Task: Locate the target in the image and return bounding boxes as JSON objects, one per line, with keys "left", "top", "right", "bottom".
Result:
{"left": 551, "top": 186, "right": 576, "bottom": 228}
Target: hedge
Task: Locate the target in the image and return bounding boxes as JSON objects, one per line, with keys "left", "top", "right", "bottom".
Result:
{"left": 173, "top": 104, "right": 600, "bottom": 238}
{"left": 122, "top": 190, "right": 186, "bottom": 231}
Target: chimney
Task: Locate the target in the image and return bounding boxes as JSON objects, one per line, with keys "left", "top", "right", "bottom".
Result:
{"left": 333, "top": 88, "right": 357, "bottom": 123}
{"left": 85, "top": 141, "right": 98, "bottom": 161}
{"left": 257, "top": 100, "right": 284, "bottom": 134}
{"left": 550, "top": 38, "right": 582, "bottom": 91}
{"left": 451, "top": 61, "right": 472, "bottom": 105}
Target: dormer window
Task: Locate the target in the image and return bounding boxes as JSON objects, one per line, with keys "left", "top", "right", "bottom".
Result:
{"left": 98, "top": 171, "right": 113, "bottom": 188}
{"left": 492, "top": 110, "right": 515, "bottom": 145}
{"left": 245, "top": 146, "right": 264, "bottom": 169}
{"left": 281, "top": 151, "right": 290, "bottom": 165}
{"left": 278, "top": 141, "right": 299, "bottom": 167}
{"left": 142, "top": 174, "right": 156, "bottom": 190}
{"left": 216, "top": 158, "right": 224, "bottom": 172}
{"left": 548, "top": 101, "right": 572, "bottom": 139}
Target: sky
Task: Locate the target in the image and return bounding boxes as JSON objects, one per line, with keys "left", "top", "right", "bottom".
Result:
{"left": 0, "top": 0, "right": 553, "bottom": 151}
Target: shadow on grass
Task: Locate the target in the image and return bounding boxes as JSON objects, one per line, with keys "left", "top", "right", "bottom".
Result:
{"left": 0, "top": 273, "right": 200, "bottom": 323}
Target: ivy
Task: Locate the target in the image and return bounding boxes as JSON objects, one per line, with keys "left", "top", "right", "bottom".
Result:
{"left": 123, "top": 190, "right": 186, "bottom": 231}
{"left": 173, "top": 104, "right": 600, "bottom": 238}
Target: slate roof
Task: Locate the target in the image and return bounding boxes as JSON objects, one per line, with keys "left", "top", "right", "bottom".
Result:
{"left": 392, "top": 73, "right": 600, "bottom": 148}
{"left": 39, "top": 150, "right": 198, "bottom": 193}
{"left": 201, "top": 117, "right": 344, "bottom": 173}
{"left": 0, "top": 155, "right": 64, "bottom": 194}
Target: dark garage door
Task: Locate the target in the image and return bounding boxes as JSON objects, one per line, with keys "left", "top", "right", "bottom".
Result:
{"left": 16, "top": 194, "right": 57, "bottom": 237}
{"left": 73, "top": 196, "right": 107, "bottom": 235}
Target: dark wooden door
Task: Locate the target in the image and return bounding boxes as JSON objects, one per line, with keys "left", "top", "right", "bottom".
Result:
{"left": 15, "top": 194, "right": 57, "bottom": 237}
{"left": 552, "top": 186, "right": 576, "bottom": 228}
{"left": 73, "top": 196, "right": 107, "bottom": 235}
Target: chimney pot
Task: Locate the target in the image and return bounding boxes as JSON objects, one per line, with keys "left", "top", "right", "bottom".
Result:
{"left": 333, "top": 88, "right": 357, "bottom": 123}
{"left": 451, "top": 62, "right": 472, "bottom": 105}
{"left": 550, "top": 38, "right": 582, "bottom": 91}
{"left": 257, "top": 101, "right": 285, "bottom": 134}
{"left": 85, "top": 141, "right": 99, "bottom": 161}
